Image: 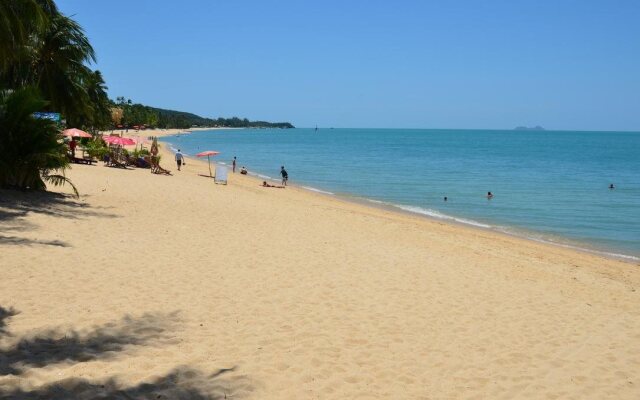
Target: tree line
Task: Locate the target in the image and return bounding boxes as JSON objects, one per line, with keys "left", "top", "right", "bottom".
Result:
{"left": 112, "top": 97, "right": 294, "bottom": 130}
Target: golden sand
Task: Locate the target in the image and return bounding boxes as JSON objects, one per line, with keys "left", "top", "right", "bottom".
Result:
{"left": 1, "top": 129, "right": 639, "bottom": 399}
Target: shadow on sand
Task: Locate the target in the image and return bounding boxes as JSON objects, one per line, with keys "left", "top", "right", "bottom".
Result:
{"left": 0, "top": 311, "right": 181, "bottom": 376}
{"left": 0, "top": 307, "right": 252, "bottom": 399}
{"left": 0, "top": 366, "right": 251, "bottom": 400}
{"left": 0, "top": 190, "right": 118, "bottom": 248}
{"left": 0, "top": 306, "right": 19, "bottom": 336}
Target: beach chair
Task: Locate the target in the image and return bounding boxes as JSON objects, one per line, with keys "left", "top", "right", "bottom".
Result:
{"left": 148, "top": 156, "right": 172, "bottom": 175}
{"left": 105, "top": 152, "right": 127, "bottom": 168}
{"left": 67, "top": 153, "right": 95, "bottom": 165}
{"left": 214, "top": 165, "right": 228, "bottom": 184}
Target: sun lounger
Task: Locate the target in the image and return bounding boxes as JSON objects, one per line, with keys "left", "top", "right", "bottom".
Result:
{"left": 148, "top": 156, "right": 171, "bottom": 175}
{"left": 67, "top": 153, "right": 96, "bottom": 165}
{"left": 105, "top": 153, "right": 127, "bottom": 168}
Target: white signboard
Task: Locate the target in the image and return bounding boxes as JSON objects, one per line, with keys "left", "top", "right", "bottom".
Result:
{"left": 215, "top": 165, "right": 228, "bottom": 184}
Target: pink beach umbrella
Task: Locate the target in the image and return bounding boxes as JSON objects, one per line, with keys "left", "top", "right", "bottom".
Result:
{"left": 103, "top": 135, "right": 136, "bottom": 146}
{"left": 62, "top": 128, "right": 92, "bottom": 138}
{"left": 196, "top": 150, "right": 220, "bottom": 177}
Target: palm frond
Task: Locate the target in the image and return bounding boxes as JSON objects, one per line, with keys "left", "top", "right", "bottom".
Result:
{"left": 42, "top": 173, "right": 79, "bottom": 198}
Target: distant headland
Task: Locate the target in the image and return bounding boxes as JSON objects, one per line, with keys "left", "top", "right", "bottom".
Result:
{"left": 514, "top": 126, "right": 545, "bottom": 131}
{"left": 112, "top": 97, "right": 295, "bottom": 129}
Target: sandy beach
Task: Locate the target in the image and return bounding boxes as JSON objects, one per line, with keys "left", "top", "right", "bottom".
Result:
{"left": 1, "top": 130, "right": 639, "bottom": 399}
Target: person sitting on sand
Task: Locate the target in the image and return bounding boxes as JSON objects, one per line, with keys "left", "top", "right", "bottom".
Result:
{"left": 487, "top": 191, "right": 494, "bottom": 199}
{"left": 262, "top": 181, "right": 284, "bottom": 188}
{"left": 240, "top": 166, "right": 248, "bottom": 175}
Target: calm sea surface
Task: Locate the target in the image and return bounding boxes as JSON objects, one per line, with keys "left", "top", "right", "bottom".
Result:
{"left": 163, "top": 128, "right": 640, "bottom": 260}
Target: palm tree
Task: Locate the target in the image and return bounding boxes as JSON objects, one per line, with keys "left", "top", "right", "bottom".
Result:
{"left": 0, "top": 0, "right": 104, "bottom": 195}
{"left": 0, "top": 87, "right": 77, "bottom": 195}
{"left": 71, "top": 69, "right": 111, "bottom": 130}
{"left": 0, "top": 0, "right": 58, "bottom": 85}
{"left": 32, "top": 13, "right": 96, "bottom": 121}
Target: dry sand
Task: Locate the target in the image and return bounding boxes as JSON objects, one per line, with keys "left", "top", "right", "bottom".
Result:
{"left": 1, "top": 130, "right": 639, "bottom": 399}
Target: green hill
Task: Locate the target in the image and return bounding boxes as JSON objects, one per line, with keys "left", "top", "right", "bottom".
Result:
{"left": 113, "top": 98, "right": 294, "bottom": 129}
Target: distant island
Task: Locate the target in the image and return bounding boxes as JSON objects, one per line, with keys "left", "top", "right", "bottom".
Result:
{"left": 514, "top": 126, "right": 545, "bottom": 131}
{"left": 111, "top": 97, "right": 294, "bottom": 129}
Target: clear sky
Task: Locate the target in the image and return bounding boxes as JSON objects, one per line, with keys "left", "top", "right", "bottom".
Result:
{"left": 57, "top": 0, "right": 639, "bottom": 130}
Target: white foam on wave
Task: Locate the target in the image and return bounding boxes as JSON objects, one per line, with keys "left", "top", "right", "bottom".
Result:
{"left": 366, "top": 199, "right": 387, "bottom": 205}
{"left": 166, "top": 143, "right": 178, "bottom": 153}
{"left": 301, "top": 186, "right": 335, "bottom": 195}
{"left": 523, "top": 235, "right": 640, "bottom": 262}
{"left": 393, "top": 204, "right": 493, "bottom": 229}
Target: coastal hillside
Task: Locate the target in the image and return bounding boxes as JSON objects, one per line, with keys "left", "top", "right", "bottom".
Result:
{"left": 113, "top": 97, "right": 294, "bottom": 129}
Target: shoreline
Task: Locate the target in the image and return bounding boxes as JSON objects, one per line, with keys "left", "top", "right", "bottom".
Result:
{"left": 2, "top": 138, "right": 639, "bottom": 398}
{"left": 158, "top": 135, "right": 640, "bottom": 265}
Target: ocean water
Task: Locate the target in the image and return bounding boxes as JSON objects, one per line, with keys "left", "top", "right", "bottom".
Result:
{"left": 162, "top": 128, "right": 640, "bottom": 260}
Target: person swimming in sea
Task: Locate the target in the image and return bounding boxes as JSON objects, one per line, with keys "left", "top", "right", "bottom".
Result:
{"left": 609, "top": 183, "right": 615, "bottom": 189}
{"left": 444, "top": 196, "right": 448, "bottom": 202}
{"left": 487, "top": 191, "right": 494, "bottom": 199}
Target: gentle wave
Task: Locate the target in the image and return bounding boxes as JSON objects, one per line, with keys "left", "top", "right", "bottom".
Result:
{"left": 301, "top": 186, "right": 335, "bottom": 195}
{"left": 523, "top": 235, "right": 640, "bottom": 262}
{"left": 391, "top": 204, "right": 640, "bottom": 261}
{"left": 392, "top": 204, "right": 493, "bottom": 228}
{"left": 248, "top": 172, "right": 280, "bottom": 183}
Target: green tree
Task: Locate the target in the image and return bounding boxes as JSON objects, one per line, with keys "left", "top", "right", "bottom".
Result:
{"left": 0, "top": 87, "right": 76, "bottom": 195}
{"left": 32, "top": 13, "right": 96, "bottom": 122}
{"left": 0, "top": 0, "right": 57, "bottom": 77}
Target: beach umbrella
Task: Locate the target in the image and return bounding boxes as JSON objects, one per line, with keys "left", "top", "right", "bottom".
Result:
{"left": 196, "top": 150, "right": 220, "bottom": 177}
{"left": 103, "top": 135, "right": 136, "bottom": 146}
{"left": 62, "top": 128, "right": 92, "bottom": 138}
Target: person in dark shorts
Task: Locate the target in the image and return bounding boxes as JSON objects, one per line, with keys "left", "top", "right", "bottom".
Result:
{"left": 232, "top": 156, "right": 237, "bottom": 173}
{"left": 280, "top": 166, "right": 288, "bottom": 186}
{"left": 175, "top": 149, "right": 185, "bottom": 171}
{"left": 69, "top": 138, "right": 77, "bottom": 156}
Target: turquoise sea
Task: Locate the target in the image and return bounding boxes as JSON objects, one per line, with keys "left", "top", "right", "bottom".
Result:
{"left": 163, "top": 128, "right": 640, "bottom": 260}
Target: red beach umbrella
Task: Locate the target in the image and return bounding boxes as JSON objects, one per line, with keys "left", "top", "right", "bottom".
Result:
{"left": 196, "top": 150, "right": 220, "bottom": 177}
{"left": 103, "top": 136, "right": 136, "bottom": 146}
{"left": 62, "top": 128, "right": 92, "bottom": 138}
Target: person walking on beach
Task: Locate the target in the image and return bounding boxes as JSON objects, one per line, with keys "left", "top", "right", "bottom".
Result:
{"left": 175, "top": 149, "right": 185, "bottom": 171}
{"left": 280, "top": 166, "right": 288, "bottom": 186}
{"left": 232, "top": 156, "right": 237, "bottom": 173}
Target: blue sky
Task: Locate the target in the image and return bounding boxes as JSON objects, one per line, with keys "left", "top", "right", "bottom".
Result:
{"left": 57, "top": 0, "right": 640, "bottom": 130}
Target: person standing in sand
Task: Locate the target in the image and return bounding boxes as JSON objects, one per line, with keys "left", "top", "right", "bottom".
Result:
{"left": 280, "top": 166, "right": 288, "bottom": 186}
{"left": 232, "top": 156, "right": 237, "bottom": 173}
{"left": 175, "top": 149, "right": 185, "bottom": 171}
{"left": 69, "top": 138, "right": 77, "bottom": 157}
